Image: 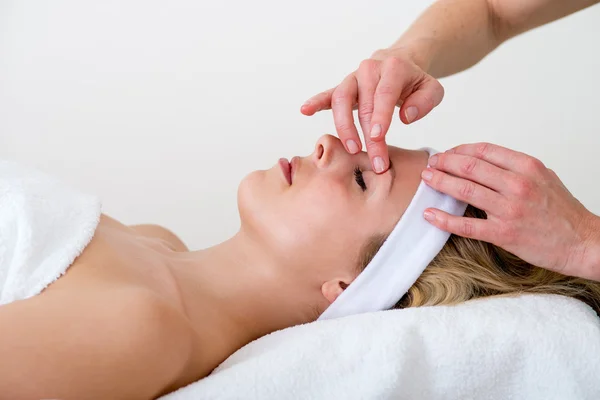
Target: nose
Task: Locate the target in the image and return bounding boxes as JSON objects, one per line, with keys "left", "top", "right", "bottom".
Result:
{"left": 312, "top": 134, "right": 344, "bottom": 168}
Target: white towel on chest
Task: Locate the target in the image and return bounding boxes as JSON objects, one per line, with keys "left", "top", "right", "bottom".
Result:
{"left": 0, "top": 160, "right": 101, "bottom": 305}
{"left": 162, "top": 294, "right": 600, "bottom": 400}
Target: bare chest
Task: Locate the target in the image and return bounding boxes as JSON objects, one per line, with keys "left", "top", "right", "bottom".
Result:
{"left": 42, "top": 216, "right": 230, "bottom": 390}
{"left": 46, "top": 216, "right": 182, "bottom": 304}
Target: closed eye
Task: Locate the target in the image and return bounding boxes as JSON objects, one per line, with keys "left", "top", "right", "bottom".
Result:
{"left": 354, "top": 166, "right": 367, "bottom": 191}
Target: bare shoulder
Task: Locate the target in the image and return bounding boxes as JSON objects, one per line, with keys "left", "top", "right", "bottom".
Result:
{"left": 130, "top": 224, "right": 189, "bottom": 251}
{"left": 0, "top": 287, "right": 194, "bottom": 399}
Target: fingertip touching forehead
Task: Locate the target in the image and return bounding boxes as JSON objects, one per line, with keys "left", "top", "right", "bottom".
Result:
{"left": 237, "top": 135, "right": 433, "bottom": 304}
{"left": 320, "top": 146, "right": 468, "bottom": 320}
{"left": 353, "top": 145, "right": 429, "bottom": 273}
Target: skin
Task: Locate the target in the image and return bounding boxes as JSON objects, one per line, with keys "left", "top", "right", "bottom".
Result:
{"left": 301, "top": 0, "right": 600, "bottom": 281}
{"left": 422, "top": 143, "right": 600, "bottom": 282}
{"left": 301, "top": 0, "right": 599, "bottom": 172}
{"left": 0, "top": 135, "right": 427, "bottom": 399}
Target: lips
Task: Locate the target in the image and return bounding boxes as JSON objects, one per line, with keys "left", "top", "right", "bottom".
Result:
{"left": 279, "top": 158, "right": 292, "bottom": 185}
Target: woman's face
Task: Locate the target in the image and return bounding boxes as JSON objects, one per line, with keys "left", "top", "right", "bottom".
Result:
{"left": 238, "top": 134, "right": 428, "bottom": 287}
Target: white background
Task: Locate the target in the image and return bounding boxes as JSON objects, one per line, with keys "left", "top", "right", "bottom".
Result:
{"left": 1, "top": 0, "right": 599, "bottom": 249}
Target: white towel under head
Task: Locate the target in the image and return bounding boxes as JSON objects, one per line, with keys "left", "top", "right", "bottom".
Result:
{"left": 161, "top": 295, "right": 600, "bottom": 400}
{"left": 318, "top": 148, "right": 468, "bottom": 320}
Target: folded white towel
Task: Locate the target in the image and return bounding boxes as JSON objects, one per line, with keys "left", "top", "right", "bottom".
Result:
{"left": 162, "top": 295, "right": 600, "bottom": 400}
{"left": 0, "top": 160, "right": 101, "bottom": 305}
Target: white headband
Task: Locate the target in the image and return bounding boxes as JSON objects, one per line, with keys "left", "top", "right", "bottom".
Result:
{"left": 318, "top": 148, "right": 468, "bottom": 320}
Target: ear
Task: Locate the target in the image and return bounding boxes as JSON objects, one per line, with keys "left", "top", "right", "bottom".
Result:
{"left": 321, "top": 278, "right": 353, "bottom": 304}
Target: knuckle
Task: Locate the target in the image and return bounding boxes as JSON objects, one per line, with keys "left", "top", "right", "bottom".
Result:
{"left": 475, "top": 142, "right": 492, "bottom": 159}
{"left": 525, "top": 157, "right": 545, "bottom": 174}
{"left": 436, "top": 213, "right": 448, "bottom": 231}
{"left": 512, "top": 177, "right": 533, "bottom": 197}
{"left": 433, "top": 153, "right": 445, "bottom": 169}
{"left": 461, "top": 157, "right": 478, "bottom": 176}
{"left": 459, "top": 181, "right": 477, "bottom": 200}
{"left": 331, "top": 91, "right": 348, "bottom": 106}
{"left": 459, "top": 219, "right": 475, "bottom": 237}
{"left": 434, "top": 80, "right": 445, "bottom": 96}
{"left": 375, "top": 84, "right": 395, "bottom": 97}
{"left": 546, "top": 168, "right": 561, "bottom": 182}
{"left": 385, "top": 56, "right": 408, "bottom": 70}
{"left": 365, "top": 140, "right": 380, "bottom": 149}
{"left": 359, "top": 58, "right": 378, "bottom": 72}
{"left": 422, "top": 79, "right": 444, "bottom": 109}
{"left": 421, "top": 93, "right": 436, "bottom": 111}
{"left": 357, "top": 102, "right": 374, "bottom": 118}
{"left": 430, "top": 170, "right": 443, "bottom": 189}
{"left": 371, "top": 49, "right": 386, "bottom": 60}
{"left": 450, "top": 144, "right": 470, "bottom": 155}
{"left": 335, "top": 122, "right": 354, "bottom": 135}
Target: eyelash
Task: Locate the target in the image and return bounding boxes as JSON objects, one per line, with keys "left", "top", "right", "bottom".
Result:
{"left": 353, "top": 166, "right": 367, "bottom": 191}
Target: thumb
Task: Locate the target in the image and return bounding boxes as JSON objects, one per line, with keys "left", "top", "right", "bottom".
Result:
{"left": 399, "top": 77, "right": 444, "bottom": 124}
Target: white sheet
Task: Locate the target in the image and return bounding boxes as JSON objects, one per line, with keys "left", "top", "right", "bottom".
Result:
{"left": 161, "top": 294, "right": 600, "bottom": 400}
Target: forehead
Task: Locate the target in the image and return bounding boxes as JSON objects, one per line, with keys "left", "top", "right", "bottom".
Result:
{"left": 389, "top": 146, "right": 429, "bottom": 176}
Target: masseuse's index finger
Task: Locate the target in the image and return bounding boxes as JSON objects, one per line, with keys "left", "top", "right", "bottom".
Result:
{"left": 366, "top": 60, "right": 410, "bottom": 173}
{"left": 449, "top": 142, "right": 546, "bottom": 176}
{"left": 369, "top": 68, "right": 404, "bottom": 145}
{"left": 301, "top": 88, "right": 335, "bottom": 116}
{"left": 428, "top": 152, "right": 512, "bottom": 193}
{"left": 424, "top": 210, "right": 496, "bottom": 244}
{"left": 331, "top": 75, "right": 362, "bottom": 154}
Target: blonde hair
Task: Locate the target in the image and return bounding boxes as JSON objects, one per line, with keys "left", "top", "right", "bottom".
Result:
{"left": 393, "top": 206, "right": 600, "bottom": 315}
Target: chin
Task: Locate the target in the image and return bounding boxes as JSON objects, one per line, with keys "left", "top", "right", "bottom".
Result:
{"left": 237, "top": 169, "right": 267, "bottom": 229}
{"left": 237, "top": 168, "right": 289, "bottom": 244}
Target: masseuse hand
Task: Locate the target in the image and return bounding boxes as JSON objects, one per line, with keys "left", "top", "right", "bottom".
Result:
{"left": 300, "top": 48, "right": 444, "bottom": 173}
{"left": 421, "top": 143, "right": 600, "bottom": 281}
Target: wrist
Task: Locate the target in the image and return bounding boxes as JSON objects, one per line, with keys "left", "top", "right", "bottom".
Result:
{"left": 577, "top": 213, "right": 600, "bottom": 282}
{"left": 371, "top": 38, "right": 438, "bottom": 74}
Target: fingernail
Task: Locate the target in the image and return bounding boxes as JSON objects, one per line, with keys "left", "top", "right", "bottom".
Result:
{"left": 405, "top": 106, "right": 418, "bottom": 123}
{"left": 370, "top": 124, "right": 382, "bottom": 139}
{"left": 445, "top": 148, "right": 455, "bottom": 154}
{"left": 423, "top": 210, "right": 435, "bottom": 221}
{"left": 346, "top": 140, "right": 359, "bottom": 154}
{"left": 421, "top": 170, "right": 433, "bottom": 181}
{"left": 302, "top": 100, "right": 311, "bottom": 107}
{"left": 373, "top": 156, "right": 385, "bottom": 173}
{"left": 428, "top": 154, "right": 438, "bottom": 167}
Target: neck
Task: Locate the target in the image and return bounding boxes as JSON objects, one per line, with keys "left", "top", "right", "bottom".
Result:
{"left": 168, "top": 230, "right": 321, "bottom": 353}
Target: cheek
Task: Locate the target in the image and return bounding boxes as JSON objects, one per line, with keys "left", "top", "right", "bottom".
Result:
{"left": 268, "top": 184, "right": 364, "bottom": 265}
{"left": 237, "top": 170, "right": 313, "bottom": 251}
{"left": 238, "top": 174, "right": 369, "bottom": 270}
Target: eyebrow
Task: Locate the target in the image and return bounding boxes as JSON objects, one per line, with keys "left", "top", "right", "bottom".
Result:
{"left": 388, "top": 159, "right": 395, "bottom": 195}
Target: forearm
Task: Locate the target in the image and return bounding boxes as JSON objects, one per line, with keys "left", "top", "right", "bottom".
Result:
{"left": 386, "top": 0, "right": 499, "bottom": 78}
{"left": 384, "top": 0, "right": 599, "bottom": 79}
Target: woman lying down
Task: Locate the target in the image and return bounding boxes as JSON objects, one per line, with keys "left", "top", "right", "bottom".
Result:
{"left": 1, "top": 135, "right": 599, "bottom": 399}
